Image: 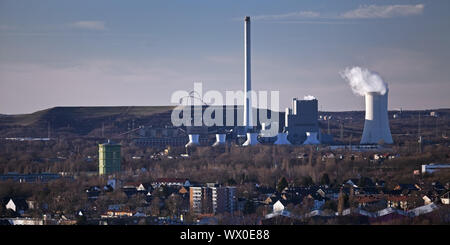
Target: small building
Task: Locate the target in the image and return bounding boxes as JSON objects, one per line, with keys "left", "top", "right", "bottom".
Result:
{"left": 386, "top": 195, "right": 409, "bottom": 211}
{"left": 5, "top": 198, "right": 28, "bottom": 215}
{"left": 344, "top": 179, "right": 359, "bottom": 188}
{"left": 421, "top": 163, "right": 450, "bottom": 174}
{"left": 422, "top": 195, "right": 432, "bottom": 205}
{"left": 107, "top": 178, "right": 122, "bottom": 190}
{"left": 273, "top": 200, "right": 287, "bottom": 213}
{"left": 441, "top": 192, "right": 450, "bottom": 205}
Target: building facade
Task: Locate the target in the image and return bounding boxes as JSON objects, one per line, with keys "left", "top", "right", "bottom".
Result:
{"left": 98, "top": 140, "right": 121, "bottom": 176}
{"left": 189, "top": 185, "right": 236, "bottom": 215}
{"left": 285, "top": 98, "right": 320, "bottom": 144}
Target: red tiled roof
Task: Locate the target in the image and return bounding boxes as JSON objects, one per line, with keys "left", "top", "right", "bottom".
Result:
{"left": 386, "top": 195, "right": 408, "bottom": 202}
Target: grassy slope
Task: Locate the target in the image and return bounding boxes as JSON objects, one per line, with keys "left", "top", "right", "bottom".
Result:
{"left": 0, "top": 106, "right": 175, "bottom": 127}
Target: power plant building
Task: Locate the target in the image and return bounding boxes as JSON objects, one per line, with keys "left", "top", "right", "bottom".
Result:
{"left": 285, "top": 98, "right": 320, "bottom": 144}
{"left": 99, "top": 140, "right": 121, "bottom": 176}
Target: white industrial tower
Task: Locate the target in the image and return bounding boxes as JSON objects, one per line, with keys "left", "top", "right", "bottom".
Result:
{"left": 360, "top": 91, "right": 393, "bottom": 144}
{"left": 242, "top": 16, "right": 259, "bottom": 146}
{"left": 243, "top": 16, "right": 252, "bottom": 129}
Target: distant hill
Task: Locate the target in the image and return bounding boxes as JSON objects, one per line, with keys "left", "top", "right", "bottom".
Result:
{"left": 0, "top": 106, "right": 448, "bottom": 139}
{"left": 0, "top": 106, "right": 175, "bottom": 138}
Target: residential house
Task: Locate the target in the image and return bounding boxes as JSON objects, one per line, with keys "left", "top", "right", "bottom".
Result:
{"left": 273, "top": 199, "right": 287, "bottom": 213}
{"left": 137, "top": 183, "right": 153, "bottom": 193}
{"left": 303, "top": 193, "right": 326, "bottom": 211}
{"left": 263, "top": 193, "right": 285, "bottom": 205}
{"left": 441, "top": 192, "right": 450, "bottom": 205}
{"left": 422, "top": 195, "right": 432, "bottom": 205}
{"left": 102, "top": 204, "right": 134, "bottom": 218}
{"left": 107, "top": 178, "right": 122, "bottom": 190}
{"left": 105, "top": 210, "right": 134, "bottom": 218}
{"left": 386, "top": 195, "right": 409, "bottom": 211}
{"left": 5, "top": 198, "right": 28, "bottom": 215}
{"left": 344, "top": 179, "right": 359, "bottom": 188}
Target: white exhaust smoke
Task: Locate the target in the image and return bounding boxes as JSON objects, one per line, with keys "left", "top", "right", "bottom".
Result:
{"left": 340, "top": 66, "right": 387, "bottom": 96}
{"left": 303, "top": 95, "right": 316, "bottom": 100}
{"left": 340, "top": 66, "right": 393, "bottom": 144}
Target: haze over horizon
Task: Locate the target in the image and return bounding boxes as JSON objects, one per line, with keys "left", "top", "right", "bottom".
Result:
{"left": 1, "top": 0, "right": 449, "bottom": 114}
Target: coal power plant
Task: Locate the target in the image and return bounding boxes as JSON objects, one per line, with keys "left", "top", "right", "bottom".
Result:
{"left": 135, "top": 17, "right": 394, "bottom": 149}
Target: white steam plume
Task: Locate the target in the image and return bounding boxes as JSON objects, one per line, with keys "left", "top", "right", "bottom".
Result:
{"left": 340, "top": 66, "right": 388, "bottom": 96}
{"left": 303, "top": 95, "right": 316, "bottom": 100}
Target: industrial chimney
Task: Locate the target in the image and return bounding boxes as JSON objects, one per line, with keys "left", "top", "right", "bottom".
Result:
{"left": 243, "top": 16, "right": 252, "bottom": 130}
{"left": 360, "top": 91, "right": 393, "bottom": 144}
{"left": 242, "top": 16, "right": 259, "bottom": 146}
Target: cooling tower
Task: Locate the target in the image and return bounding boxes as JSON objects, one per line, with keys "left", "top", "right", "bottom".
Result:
{"left": 274, "top": 132, "right": 291, "bottom": 145}
{"left": 360, "top": 91, "right": 393, "bottom": 144}
{"left": 243, "top": 132, "right": 259, "bottom": 146}
{"left": 212, "top": 134, "right": 226, "bottom": 147}
{"left": 303, "top": 132, "right": 320, "bottom": 145}
{"left": 185, "top": 134, "right": 200, "bottom": 148}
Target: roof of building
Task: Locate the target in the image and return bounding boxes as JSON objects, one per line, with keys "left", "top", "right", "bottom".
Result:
{"left": 386, "top": 195, "right": 408, "bottom": 202}
{"left": 5, "top": 197, "right": 29, "bottom": 210}
{"left": 356, "top": 195, "right": 382, "bottom": 204}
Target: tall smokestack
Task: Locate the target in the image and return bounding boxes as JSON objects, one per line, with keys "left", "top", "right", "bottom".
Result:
{"left": 360, "top": 91, "right": 393, "bottom": 144}
{"left": 242, "top": 16, "right": 259, "bottom": 146}
{"left": 243, "top": 16, "right": 252, "bottom": 129}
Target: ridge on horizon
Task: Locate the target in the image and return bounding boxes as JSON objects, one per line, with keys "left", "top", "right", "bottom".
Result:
{"left": 2, "top": 105, "right": 449, "bottom": 116}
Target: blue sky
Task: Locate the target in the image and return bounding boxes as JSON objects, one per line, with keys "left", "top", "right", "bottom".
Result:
{"left": 0, "top": 0, "right": 449, "bottom": 114}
